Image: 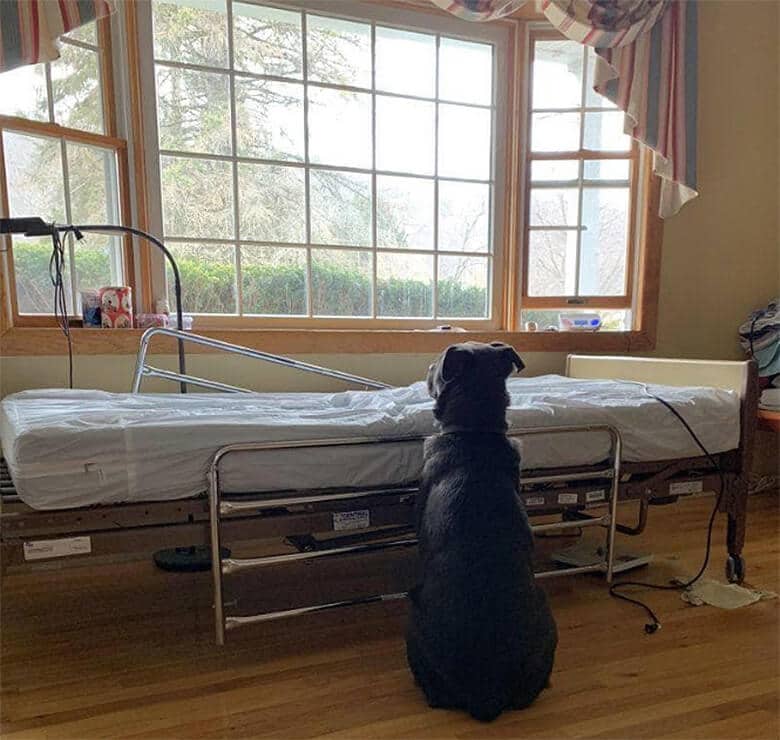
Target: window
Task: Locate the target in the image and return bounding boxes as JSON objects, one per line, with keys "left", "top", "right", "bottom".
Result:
{"left": 148, "top": 0, "right": 506, "bottom": 325}
{"left": 0, "top": 24, "right": 105, "bottom": 133}
{"left": 1, "top": 3, "right": 659, "bottom": 346}
{"left": 0, "top": 23, "right": 128, "bottom": 321}
{"left": 2, "top": 132, "right": 122, "bottom": 314}
{"left": 522, "top": 36, "right": 640, "bottom": 332}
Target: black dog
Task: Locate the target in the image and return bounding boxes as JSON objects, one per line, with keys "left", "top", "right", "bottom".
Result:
{"left": 406, "top": 341, "right": 557, "bottom": 722}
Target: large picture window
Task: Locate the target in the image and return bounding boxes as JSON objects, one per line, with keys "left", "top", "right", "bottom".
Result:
{"left": 0, "top": 1, "right": 660, "bottom": 347}
{"left": 149, "top": 0, "right": 506, "bottom": 325}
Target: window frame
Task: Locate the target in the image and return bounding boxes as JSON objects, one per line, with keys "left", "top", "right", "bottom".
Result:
{"left": 0, "top": 16, "right": 134, "bottom": 329}
{"left": 138, "top": 0, "right": 512, "bottom": 330}
{"left": 1, "top": 1, "right": 664, "bottom": 355}
{"left": 521, "top": 28, "right": 640, "bottom": 320}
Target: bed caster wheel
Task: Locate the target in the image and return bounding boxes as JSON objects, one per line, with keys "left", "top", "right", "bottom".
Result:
{"left": 725, "top": 555, "right": 745, "bottom": 584}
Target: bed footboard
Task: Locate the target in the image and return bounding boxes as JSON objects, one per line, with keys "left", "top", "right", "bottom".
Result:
{"left": 566, "top": 354, "right": 759, "bottom": 583}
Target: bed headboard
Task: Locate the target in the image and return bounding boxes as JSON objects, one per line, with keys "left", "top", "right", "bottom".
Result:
{"left": 565, "top": 355, "right": 755, "bottom": 399}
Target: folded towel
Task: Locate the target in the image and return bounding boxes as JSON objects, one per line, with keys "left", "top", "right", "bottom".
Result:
{"left": 759, "top": 388, "right": 780, "bottom": 411}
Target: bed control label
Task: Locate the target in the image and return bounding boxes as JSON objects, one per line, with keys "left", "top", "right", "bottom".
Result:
{"left": 23, "top": 536, "right": 92, "bottom": 561}
{"left": 524, "top": 496, "right": 545, "bottom": 507}
{"left": 333, "top": 510, "right": 370, "bottom": 531}
{"left": 670, "top": 480, "right": 703, "bottom": 495}
{"left": 586, "top": 489, "right": 606, "bottom": 503}
{"left": 557, "top": 493, "right": 579, "bottom": 505}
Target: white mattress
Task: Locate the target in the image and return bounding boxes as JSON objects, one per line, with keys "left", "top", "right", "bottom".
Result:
{"left": 0, "top": 376, "right": 740, "bottom": 511}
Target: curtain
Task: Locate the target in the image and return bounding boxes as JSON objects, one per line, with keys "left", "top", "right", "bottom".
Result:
{"left": 542, "top": 0, "right": 697, "bottom": 217}
{"left": 0, "top": 0, "right": 114, "bottom": 73}
{"left": 433, "top": 0, "right": 698, "bottom": 217}
{"left": 429, "top": 0, "right": 528, "bottom": 22}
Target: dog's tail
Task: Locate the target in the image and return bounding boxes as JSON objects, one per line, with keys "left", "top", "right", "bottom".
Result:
{"left": 467, "top": 699, "right": 505, "bottom": 723}
{"left": 466, "top": 692, "right": 507, "bottom": 723}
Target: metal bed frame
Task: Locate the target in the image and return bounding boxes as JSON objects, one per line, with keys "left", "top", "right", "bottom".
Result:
{"left": 208, "top": 427, "right": 621, "bottom": 645}
{"left": 1, "top": 329, "right": 758, "bottom": 646}
{"left": 132, "top": 327, "right": 393, "bottom": 394}
{"left": 134, "top": 329, "right": 622, "bottom": 645}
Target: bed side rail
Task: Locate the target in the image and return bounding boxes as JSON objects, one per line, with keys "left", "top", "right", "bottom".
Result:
{"left": 208, "top": 425, "right": 622, "bottom": 645}
{"left": 132, "top": 327, "right": 392, "bottom": 393}
{"left": 566, "top": 354, "right": 754, "bottom": 397}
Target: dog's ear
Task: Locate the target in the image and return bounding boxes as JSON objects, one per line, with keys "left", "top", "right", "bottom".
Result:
{"left": 506, "top": 346, "right": 525, "bottom": 373}
{"left": 441, "top": 345, "right": 471, "bottom": 382}
{"left": 427, "top": 345, "right": 471, "bottom": 399}
{"left": 490, "top": 342, "right": 524, "bottom": 376}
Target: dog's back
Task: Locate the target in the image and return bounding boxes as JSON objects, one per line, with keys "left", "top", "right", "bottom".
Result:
{"left": 406, "top": 343, "right": 557, "bottom": 721}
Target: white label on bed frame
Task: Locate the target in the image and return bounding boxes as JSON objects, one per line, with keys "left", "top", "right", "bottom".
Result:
{"left": 557, "top": 493, "right": 579, "bottom": 505}
{"left": 333, "top": 510, "right": 370, "bottom": 531}
{"left": 586, "top": 489, "right": 606, "bottom": 503}
{"left": 23, "top": 536, "right": 92, "bottom": 561}
{"left": 524, "top": 496, "right": 545, "bottom": 507}
{"left": 670, "top": 480, "right": 703, "bottom": 495}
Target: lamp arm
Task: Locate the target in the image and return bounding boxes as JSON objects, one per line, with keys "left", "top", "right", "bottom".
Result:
{"left": 62, "top": 224, "right": 187, "bottom": 393}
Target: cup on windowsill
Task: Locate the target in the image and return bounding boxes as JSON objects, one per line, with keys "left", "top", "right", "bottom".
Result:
{"left": 80, "top": 290, "right": 102, "bottom": 328}
{"left": 99, "top": 286, "right": 133, "bottom": 328}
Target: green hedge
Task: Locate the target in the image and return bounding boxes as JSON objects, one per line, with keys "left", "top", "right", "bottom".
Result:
{"left": 13, "top": 242, "right": 487, "bottom": 318}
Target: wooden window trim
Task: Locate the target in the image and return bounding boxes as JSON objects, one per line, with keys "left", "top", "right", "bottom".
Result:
{"left": 1, "top": 3, "right": 663, "bottom": 356}
{"left": 522, "top": 28, "right": 641, "bottom": 315}
{"left": 137, "top": 0, "right": 512, "bottom": 329}
{"left": 0, "top": 15, "right": 135, "bottom": 329}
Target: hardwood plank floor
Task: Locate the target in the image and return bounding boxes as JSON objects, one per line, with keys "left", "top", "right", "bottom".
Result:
{"left": 1, "top": 493, "right": 778, "bottom": 739}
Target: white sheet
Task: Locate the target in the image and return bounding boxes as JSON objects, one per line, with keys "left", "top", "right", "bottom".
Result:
{"left": 0, "top": 376, "right": 740, "bottom": 510}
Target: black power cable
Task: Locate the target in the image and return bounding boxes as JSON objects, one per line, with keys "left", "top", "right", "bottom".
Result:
{"left": 49, "top": 226, "right": 73, "bottom": 389}
{"left": 609, "top": 381, "right": 726, "bottom": 634}
{"left": 1, "top": 218, "right": 188, "bottom": 392}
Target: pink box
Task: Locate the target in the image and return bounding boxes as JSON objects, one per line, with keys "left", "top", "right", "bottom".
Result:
{"left": 99, "top": 286, "right": 133, "bottom": 329}
{"left": 136, "top": 313, "right": 168, "bottom": 329}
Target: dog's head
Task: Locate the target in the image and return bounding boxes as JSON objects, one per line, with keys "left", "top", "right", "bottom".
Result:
{"left": 427, "top": 342, "right": 524, "bottom": 429}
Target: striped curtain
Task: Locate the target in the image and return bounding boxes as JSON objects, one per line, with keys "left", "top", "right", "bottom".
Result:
{"left": 0, "top": 0, "right": 114, "bottom": 73}
{"left": 432, "top": 0, "right": 698, "bottom": 217}
{"left": 429, "top": 0, "right": 529, "bottom": 22}
{"left": 542, "top": 0, "right": 697, "bottom": 217}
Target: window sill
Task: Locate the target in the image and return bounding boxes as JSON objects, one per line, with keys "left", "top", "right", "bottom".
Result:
{"left": 1, "top": 326, "right": 655, "bottom": 356}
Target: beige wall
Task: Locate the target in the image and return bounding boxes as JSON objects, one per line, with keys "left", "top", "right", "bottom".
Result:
{"left": 651, "top": 0, "right": 779, "bottom": 361}
{"left": 1, "top": 0, "right": 778, "bottom": 396}
{"left": 0, "top": 351, "right": 568, "bottom": 395}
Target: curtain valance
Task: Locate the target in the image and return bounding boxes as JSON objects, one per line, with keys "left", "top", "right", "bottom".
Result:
{"left": 0, "top": 0, "right": 114, "bottom": 73}
{"left": 432, "top": 0, "right": 698, "bottom": 216}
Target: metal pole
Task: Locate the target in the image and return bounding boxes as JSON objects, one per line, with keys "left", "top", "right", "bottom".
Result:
{"left": 136, "top": 327, "right": 392, "bottom": 391}
{"left": 140, "top": 366, "right": 254, "bottom": 394}
{"left": 62, "top": 224, "right": 188, "bottom": 393}
{"left": 605, "top": 428, "right": 622, "bottom": 583}
{"left": 131, "top": 329, "right": 151, "bottom": 394}
{"left": 208, "top": 466, "right": 225, "bottom": 646}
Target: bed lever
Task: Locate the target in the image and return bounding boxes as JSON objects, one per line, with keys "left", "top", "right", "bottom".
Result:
{"left": 562, "top": 498, "right": 649, "bottom": 536}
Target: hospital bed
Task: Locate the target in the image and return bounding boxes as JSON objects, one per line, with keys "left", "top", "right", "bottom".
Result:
{"left": 0, "top": 329, "right": 757, "bottom": 644}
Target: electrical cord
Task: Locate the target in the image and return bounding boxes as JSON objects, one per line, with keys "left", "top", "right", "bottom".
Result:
{"left": 609, "top": 381, "right": 726, "bottom": 634}
{"left": 49, "top": 225, "right": 73, "bottom": 389}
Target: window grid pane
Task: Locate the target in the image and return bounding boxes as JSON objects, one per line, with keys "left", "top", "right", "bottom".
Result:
{"left": 3, "top": 130, "right": 123, "bottom": 314}
{"left": 0, "top": 24, "right": 120, "bottom": 318}
{"left": 528, "top": 38, "right": 632, "bottom": 301}
{"left": 155, "top": 2, "right": 496, "bottom": 320}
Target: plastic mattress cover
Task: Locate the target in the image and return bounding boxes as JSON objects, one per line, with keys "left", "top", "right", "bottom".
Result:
{"left": 0, "top": 376, "right": 740, "bottom": 510}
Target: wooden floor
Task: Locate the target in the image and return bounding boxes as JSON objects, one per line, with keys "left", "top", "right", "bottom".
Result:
{"left": 1, "top": 493, "right": 778, "bottom": 739}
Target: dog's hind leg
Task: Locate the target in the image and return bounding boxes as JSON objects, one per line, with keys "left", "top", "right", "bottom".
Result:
{"left": 406, "top": 628, "right": 459, "bottom": 710}
{"left": 509, "top": 626, "right": 557, "bottom": 710}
